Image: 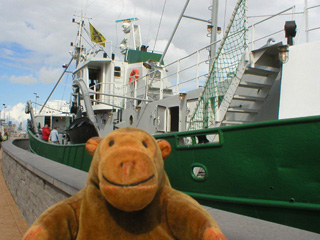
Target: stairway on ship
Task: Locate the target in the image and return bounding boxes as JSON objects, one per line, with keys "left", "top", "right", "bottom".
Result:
{"left": 215, "top": 43, "right": 282, "bottom": 127}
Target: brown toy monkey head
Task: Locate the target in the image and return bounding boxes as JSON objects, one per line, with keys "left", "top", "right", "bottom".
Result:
{"left": 85, "top": 127, "right": 171, "bottom": 212}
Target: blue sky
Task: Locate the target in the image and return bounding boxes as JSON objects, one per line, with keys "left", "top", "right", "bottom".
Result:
{"left": 0, "top": 0, "right": 319, "bottom": 128}
{"left": 0, "top": 41, "right": 71, "bottom": 101}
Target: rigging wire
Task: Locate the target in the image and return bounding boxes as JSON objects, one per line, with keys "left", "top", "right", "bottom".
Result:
{"left": 85, "top": 0, "right": 89, "bottom": 16}
{"left": 34, "top": 102, "right": 70, "bottom": 114}
{"left": 115, "top": 0, "right": 125, "bottom": 52}
{"left": 83, "top": 23, "right": 110, "bottom": 55}
{"left": 93, "top": 0, "right": 124, "bottom": 19}
{"left": 92, "top": 0, "right": 125, "bottom": 54}
{"left": 86, "top": 0, "right": 98, "bottom": 10}
{"left": 82, "top": 27, "right": 95, "bottom": 49}
{"left": 61, "top": 72, "right": 70, "bottom": 102}
{"left": 152, "top": 0, "right": 167, "bottom": 53}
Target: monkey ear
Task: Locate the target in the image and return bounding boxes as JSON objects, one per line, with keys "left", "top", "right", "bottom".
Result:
{"left": 86, "top": 137, "right": 102, "bottom": 156}
{"left": 157, "top": 139, "right": 172, "bottom": 159}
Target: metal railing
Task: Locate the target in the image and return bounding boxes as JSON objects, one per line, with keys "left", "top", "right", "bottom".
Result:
{"left": 90, "top": 3, "right": 320, "bottom": 105}
{"left": 122, "top": 7, "right": 298, "bottom": 101}
{"left": 248, "top": 6, "right": 296, "bottom": 50}
{"left": 122, "top": 40, "right": 221, "bottom": 102}
{"left": 305, "top": 3, "right": 320, "bottom": 42}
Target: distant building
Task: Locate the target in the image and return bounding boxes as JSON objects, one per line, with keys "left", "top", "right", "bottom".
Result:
{"left": 0, "top": 118, "right": 19, "bottom": 137}
{"left": 0, "top": 118, "right": 5, "bottom": 133}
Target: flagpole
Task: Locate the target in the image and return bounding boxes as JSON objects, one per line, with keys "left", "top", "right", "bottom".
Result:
{"left": 73, "top": 13, "right": 91, "bottom": 67}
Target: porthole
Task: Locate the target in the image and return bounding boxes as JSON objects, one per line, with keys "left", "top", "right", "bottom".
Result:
{"left": 190, "top": 163, "right": 208, "bottom": 181}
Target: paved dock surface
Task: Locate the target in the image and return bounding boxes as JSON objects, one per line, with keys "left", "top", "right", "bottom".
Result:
{"left": 0, "top": 150, "right": 29, "bottom": 240}
{"left": 204, "top": 206, "right": 320, "bottom": 240}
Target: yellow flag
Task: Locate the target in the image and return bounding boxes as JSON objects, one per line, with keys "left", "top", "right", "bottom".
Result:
{"left": 89, "top": 23, "right": 106, "bottom": 47}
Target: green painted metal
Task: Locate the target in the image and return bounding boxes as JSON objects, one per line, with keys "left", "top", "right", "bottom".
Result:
{"left": 28, "top": 129, "right": 92, "bottom": 172}
{"left": 28, "top": 115, "right": 320, "bottom": 233}
{"left": 126, "top": 49, "right": 164, "bottom": 64}
{"left": 155, "top": 115, "right": 320, "bottom": 233}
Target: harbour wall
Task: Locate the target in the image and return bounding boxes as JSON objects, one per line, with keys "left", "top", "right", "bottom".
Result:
{"left": 2, "top": 139, "right": 320, "bottom": 240}
{"left": 1, "top": 139, "right": 87, "bottom": 225}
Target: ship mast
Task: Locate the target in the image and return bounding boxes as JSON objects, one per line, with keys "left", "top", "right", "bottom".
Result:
{"left": 209, "top": 0, "right": 219, "bottom": 69}
{"left": 39, "top": 14, "right": 89, "bottom": 114}
{"left": 160, "top": 0, "right": 219, "bottom": 70}
{"left": 72, "top": 13, "right": 90, "bottom": 67}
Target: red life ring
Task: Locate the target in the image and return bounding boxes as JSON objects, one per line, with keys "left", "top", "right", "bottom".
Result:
{"left": 129, "top": 69, "right": 139, "bottom": 85}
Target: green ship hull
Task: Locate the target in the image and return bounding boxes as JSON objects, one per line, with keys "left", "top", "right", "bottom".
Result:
{"left": 28, "top": 115, "right": 320, "bottom": 233}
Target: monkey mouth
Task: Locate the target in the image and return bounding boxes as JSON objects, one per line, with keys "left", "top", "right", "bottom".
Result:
{"left": 102, "top": 174, "right": 155, "bottom": 187}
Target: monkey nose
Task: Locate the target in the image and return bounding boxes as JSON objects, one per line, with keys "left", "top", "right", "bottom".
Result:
{"left": 120, "top": 161, "right": 135, "bottom": 168}
{"left": 120, "top": 161, "right": 135, "bottom": 180}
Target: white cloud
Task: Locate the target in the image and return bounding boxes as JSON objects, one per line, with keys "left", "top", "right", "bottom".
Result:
{"left": 0, "top": 100, "right": 70, "bottom": 130}
{"left": 0, "top": 0, "right": 320, "bottom": 114}
{"left": 39, "top": 100, "right": 69, "bottom": 115}
{"left": 0, "top": 103, "right": 29, "bottom": 129}
{"left": 3, "top": 48, "right": 15, "bottom": 56}
{"left": 38, "top": 67, "right": 62, "bottom": 84}
{"left": 148, "top": 39, "right": 189, "bottom": 64}
{"left": 9, "top": 75, "right": 37, "bottom": 84}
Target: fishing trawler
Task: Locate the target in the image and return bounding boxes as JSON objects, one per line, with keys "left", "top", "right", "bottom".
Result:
{"left": 26, "top": 0, "right": 320, "bottom": 233}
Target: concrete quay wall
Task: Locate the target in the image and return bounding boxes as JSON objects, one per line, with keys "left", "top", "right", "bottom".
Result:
{"left": 1, "top": 139, "right": 87, "bottom": 226}
{"left": 2, "top": 139, "right": 320, "bottom": 240}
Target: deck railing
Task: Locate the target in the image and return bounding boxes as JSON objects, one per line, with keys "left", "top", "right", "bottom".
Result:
{"left": 92, "top": 2, "right": 320, "bottom": 107}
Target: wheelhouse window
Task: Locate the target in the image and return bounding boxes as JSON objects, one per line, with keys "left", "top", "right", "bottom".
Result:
{"left": 114, "top": 66, "right": 121, "bottom": 77}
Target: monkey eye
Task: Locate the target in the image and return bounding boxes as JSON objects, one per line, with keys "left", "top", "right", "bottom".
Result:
{"left": 142, "top": 141, "right": 148, "bottom": 148}
{"left": 109, "top": 140, "right": 114, "bottom": 147}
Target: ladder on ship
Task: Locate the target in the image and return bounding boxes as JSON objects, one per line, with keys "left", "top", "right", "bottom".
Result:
{"left": 188, "top": 0, "right": 282, "bottom": 130}
{"left": 216, "top": 43, "right": 282, "bottom": 126}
